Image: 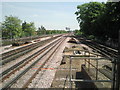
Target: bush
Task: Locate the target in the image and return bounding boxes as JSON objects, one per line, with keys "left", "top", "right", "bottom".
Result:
{"left": 88, "top": 35, "right": 95, "bottom": 40}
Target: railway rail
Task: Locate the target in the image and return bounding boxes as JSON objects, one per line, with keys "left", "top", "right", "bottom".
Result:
{"left": 0, "top": 35, "right": 62, "bottom": 65}
{"left": 82, "top": 40, "right": 118, "bottom": 60}
{"left": 66, "top": 37, "right": 117, "bottom": 85}
{"left": 0, "top": 36, "right": 62, "bottom": 78}
{"left": 1, "top": 36, "right": 117, "bottom": 89}
{"left": 22, "top": 36, "right": 66, "bottom": 88}
{"left": 1, "top": 36, "right": 66, "bottom": 89}
{"left": 0, "top": 36, "right": 62, "bottom": 79}
{"left": 75, "top": 37, "right": 119, "bottom": 88}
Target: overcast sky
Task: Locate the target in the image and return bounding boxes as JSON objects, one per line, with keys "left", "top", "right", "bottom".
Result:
{"left": 1, "top": 0, "right": 107, "bottom": 30}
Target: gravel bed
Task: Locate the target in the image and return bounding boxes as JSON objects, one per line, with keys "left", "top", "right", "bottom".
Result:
{"left": 76, "top": 39, "right": 112, "bottom": 69}
{"left": 1, "top": 37, "right": 61, "bottom": 73}
{"left": 28, "top": 37, "right": 70, "bottom": 88}
{"left": 1, "top": 36, "right": 51, "bottom": 54}
{"left": 1, "top": 37, "right": 62, "bottom": 88}
{"left": 10, "top": 37, "right": 64, "bottom": 88}
{"left": 11, "top": 69, "right": 36, "bottom": 88}
{"left": 80, "top": 43, "right": 93, "bottom": 52}
{"left": 2, "top": 56, "right": 37, "bottom": 87}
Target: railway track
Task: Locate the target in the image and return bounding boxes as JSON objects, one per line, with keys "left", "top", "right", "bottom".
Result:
{"left": 0, "top": 36, "right": 62, "bottom": 78}
{"left": 0, "top": 35, "right": 61, "bottom": 65}
{"left": 79, "top": 39, "right": 119, "bottom": 87}
{"left": 1, "top": 36, "right": 66, "bottom": 89}
{"left": 82, "top": 40, "right": 118, "bottom": 60}
{"left": 74, "top": 37, "right": 118, "bottom": 83}
{"left": 0, "top": 36, "right": 62, "bottom": 80}
{"left": 22, "top": 36, "right": 66, "bottom": 88}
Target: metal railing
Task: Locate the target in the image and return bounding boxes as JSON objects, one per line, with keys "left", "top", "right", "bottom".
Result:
{"left": 65, "top": 50, "right": 114, "bottom": 89}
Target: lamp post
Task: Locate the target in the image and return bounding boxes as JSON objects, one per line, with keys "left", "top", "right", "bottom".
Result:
{"left": 65, "top": 27, "right": 70, "bottom": 35}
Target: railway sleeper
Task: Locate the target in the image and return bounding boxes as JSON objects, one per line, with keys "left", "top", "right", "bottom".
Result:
{"left": 1, "top": 36, "right": 60, "bottom": 65}
{"left": 2, "top": 37, "right": 64, "bottom": 89}
{"left": 2, "top": 36, "right": 60, "bottom": 60}
{"left": 0, "top": 38, "right": 62, "bottom": 77}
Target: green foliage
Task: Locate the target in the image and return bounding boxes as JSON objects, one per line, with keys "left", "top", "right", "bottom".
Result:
{"left": 75, "top": 2, "right": 120, "bottom": 41}
{"left": 37, "top": 26, "right": 67, "bottom": 35}
{"left": 75, "top": 2, "right": 105, "bottom": 36}
{"left": 2, "top": 15, "right": 22, "bottom": 39}
{"left": 74, "top": 29, "right": 83, "bottom": 36}
{"left": 37, "top": 25, "right": 46, "bottom": 35}
{"left": 104, "top": 2, "right": 120, "bottom": 39}
{"left": 1, "top": 15, "right": 67, "bottom": 40}
{"left": 2, "top": 16, "right": 36, "bottom": 39}
{"left": 88, "top": 35, "right": 95, "bottom": 40}
{"left": 22, "top": 21, "right": 36, "bottom": 37}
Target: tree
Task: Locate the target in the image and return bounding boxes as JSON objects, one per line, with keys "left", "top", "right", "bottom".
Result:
{"left": 75, "top": 2, "right": 120, "bottom": 42}
{"left": 2, "top": 15, "right": 22, "bottom": 39}
{"left": 104, "top": 2, "right": 120, "bottom": 40}
{"left": 74, "top": 29, "right": 83, "bottom": 36}
{"left": 37, "top": 25, "right": 46, "bottom": 35}
{"left": 75, "top": 2, "right": 105, "bottom": 37}
{"left": 22, "top": 21, "right": 36, "bottom": 37}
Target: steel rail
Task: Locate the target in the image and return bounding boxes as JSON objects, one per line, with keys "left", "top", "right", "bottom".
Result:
{"left": 71, "top": 79, "right": 112, "bottom": 82}
{"left": 1, "top": 36, "right": 60, "bottom": 63}
{"left": 86, "top": 42, "right": 118, "bottom": 60}
{"left": 1, "top": 35, "right": 62, "bottom": 59}
{"left": 0, "top": 36, "right": 59, "bottom": 65}
{"left": 2, "top": 37, "right": 65, "bottom": 89}
{"left": 0, "top": 37, "right": 62, "bottom": 79}
{"left": 22, "top": 37, "right": 66, "bottom": 88}
{"left": 1, "top": 35, "right": 57, "bottom": 58}
{"left": 86, "top": 44, "right": 116, "bottom": 60}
